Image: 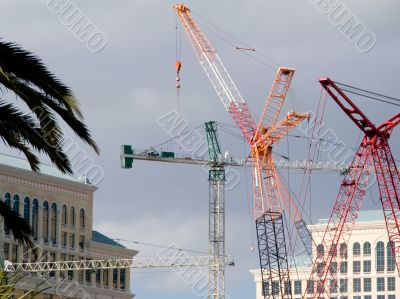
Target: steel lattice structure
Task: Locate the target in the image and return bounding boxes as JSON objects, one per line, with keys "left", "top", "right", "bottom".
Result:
{"left": 173, "top": 4, "right": 313, "bottom": 299}
{"left": 307, "top": 77, "right": 400, "bottom": 299}
{"left": 5, "top": 255, "right": 234, "bottom": 273}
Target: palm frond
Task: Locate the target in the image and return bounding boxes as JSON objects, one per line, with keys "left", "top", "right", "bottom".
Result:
{"left": 0, "top": 201, "right": 33, "bottom": 247}
{"left": 0, "top": 40, "right": 82, "bottom": 118}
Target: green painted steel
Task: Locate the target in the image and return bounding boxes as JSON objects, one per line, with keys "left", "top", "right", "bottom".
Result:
{"left": 204, "top": 121, "right": 222, "bottom": 163}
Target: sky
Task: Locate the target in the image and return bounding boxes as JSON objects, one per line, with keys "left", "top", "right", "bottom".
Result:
{"left": 1, "top": 1, "right": 400, "bottom": 298}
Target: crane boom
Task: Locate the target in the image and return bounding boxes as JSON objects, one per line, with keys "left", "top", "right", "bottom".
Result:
{"left": 121, "top": 149, "right": 350, "bottom": 171}
{"left": 5, "top": 255, "right": 234, "bottom": 273}
{"left": 308, "top": 78, "right": 400, "bottom": 299}
{"left": 174, "top": 4, "right": 257, "bottom": 144}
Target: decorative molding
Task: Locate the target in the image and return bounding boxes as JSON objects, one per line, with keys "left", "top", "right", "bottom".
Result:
{"left": 0, "top": 172, "right": 90, "bottom": 200}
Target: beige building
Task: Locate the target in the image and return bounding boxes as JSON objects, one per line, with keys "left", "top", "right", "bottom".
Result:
{"left": 0, "top": 153, "right": 137, "bottom": 298}
{"left": 251, "top": 210, "right": 399, "bottom": 299}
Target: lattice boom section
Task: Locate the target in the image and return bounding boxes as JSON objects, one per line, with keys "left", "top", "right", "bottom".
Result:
{"left": 5, "top": 256, "right": 234, "bottom": 272}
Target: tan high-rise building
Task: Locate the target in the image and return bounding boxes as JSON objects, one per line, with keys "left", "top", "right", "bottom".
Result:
{"left": 0, "top": 154, "right": 137, "bottom": 298}
{"left": 251, "top": 210, "right": 399, "bottom": 299}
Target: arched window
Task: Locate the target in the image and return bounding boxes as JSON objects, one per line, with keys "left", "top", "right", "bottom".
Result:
{"left": 376, "top": 241, "right": 385, "bottom": 272}
{"left": 317, "top": 244, "right": 324, "bottom": 258}
{"left": 23, "top": 197, "right": 30, "bottom": 223}
{"left": 363, "top": 242, "right": 371, "bottom": 256}
{"left": 32, "top": 199, "right": 39, "bottom": 240}
{"left": 353, "top": 242, "right": 361, "bottom": 256}
{"left": 13, "top": 194, "right": 20, "bottom": 214}
{"left": 79, "top": 209, "right": 85, "bottom": 229}
{"left": 51, "top": 203, "right": 57, "bottom": 244}
{"left": 4, "top": 193, "right": 11, "bottom": 235}
{"left": 42, "top": 201, "right": 49, "bottom": 243}
{"left": 70, "top": 207, "right": 75, "bottom": 226}
{"left": 339, "top": 243, "right": 347, "bottom": 258}
{"left": 329, "top": 243, "right": 337, "bottom": 257}
{"left": 387, "top": 242, "right": 395, "bottom": 272}
{"left": 317, "top": 262, "right": 324, "bottom": 274}
{"left": 62, "top": 205, "right": 68, "bottom": 225}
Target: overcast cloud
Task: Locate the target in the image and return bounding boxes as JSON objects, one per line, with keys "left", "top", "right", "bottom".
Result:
{"left": 2, "top": 1, "right": 400, "bottom": 298}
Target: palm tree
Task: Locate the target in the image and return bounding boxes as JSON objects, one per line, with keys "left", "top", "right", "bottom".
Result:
{"left": 0, "top": 39, "right": 99, "bottom": 246}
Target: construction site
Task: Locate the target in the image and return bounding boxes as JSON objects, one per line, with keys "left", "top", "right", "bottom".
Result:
{"left": 1, "top": 1, "right": 399, "bottom": 299}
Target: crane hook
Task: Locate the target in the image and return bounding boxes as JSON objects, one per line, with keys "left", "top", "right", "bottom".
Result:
{"left": 176, "top": 60, "right": 182, "bottom": 92}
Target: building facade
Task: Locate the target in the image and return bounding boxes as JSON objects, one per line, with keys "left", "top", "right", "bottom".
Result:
{"left": 0, "top": 154, "right": 137, "bottom": 298}
{"left": 251, "top": 210, "right": 399, "bottom": 299}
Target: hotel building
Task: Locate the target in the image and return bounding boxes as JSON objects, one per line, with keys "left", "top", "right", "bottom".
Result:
{"left": 0, "top": 154, "right": 137, "bottom": 298}
{"left": 251, "top": 210, "right": 399, "bottom": 299}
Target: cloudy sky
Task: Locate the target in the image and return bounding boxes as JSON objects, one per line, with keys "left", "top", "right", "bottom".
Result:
{"left": 2, "top": 0, "right": 400, "bottom": 298}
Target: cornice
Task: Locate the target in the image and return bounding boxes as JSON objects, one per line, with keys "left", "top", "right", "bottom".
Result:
{"left": 0, "top": 164, "right": 97, "bottom": 200}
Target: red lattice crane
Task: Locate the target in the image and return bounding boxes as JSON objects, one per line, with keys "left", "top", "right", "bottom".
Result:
{"left": 173, "top": 4, "right": 311, "bottom": 299}
{"left": 308, "top": 77, "right": 400, "bottom": 299}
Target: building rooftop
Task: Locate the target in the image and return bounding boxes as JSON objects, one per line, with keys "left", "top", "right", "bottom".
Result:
{"left": 318, "top": 209, "right": 382, "bottom": 224}
{"left": 0, "top": 152, "right": 83, "bottom": 183}
{"left": 92, "top": 230, "right": 126, "bottom": 248}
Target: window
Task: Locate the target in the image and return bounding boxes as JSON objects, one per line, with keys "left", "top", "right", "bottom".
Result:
{"left": 330, "top": 262, "right": 337, "bottom": 274}
{"left": 353, "top": 242, "right": 361, "bottom": 256}
{"left": 294, "top": 281, "right": 302, "bottom": 295}
{"left": 307, "top": 280, "right": 314, "bottom": 294}
{"left": 388, "top": 296, "right": 395, "bottom": 299}
{"left": 85, "top": 268, "right": 91, "bottom": 285}
{"left": 23, "top": 197, "right": 30, "bottom": 223}
{"left": 363, "top": 260, "right": 371, "bottom": 273}
{"left": 262, "top": 282, "right": 269, "bottom": 296}
{"left": 13, "top": 194, "right": 20, "bottom": 214}
{"left": 317, "top": 244, "right": 324, "bottom": 258}
{"left": 317, "top": 262, "right": 324, "bottom": 274}
{"left": 32, "top": 199, "right": 39, "bottom": 240}
{"left": 376, "top": 241, "right": 385, "bottom": 272}
{"left": 377, "top": 277, "right": 385, "bottom": 291}
{"left": 120, "top": 269, "right": 126, "bottom": 290}
{"left": 339, "top": 243, "right": 347, "bottom": 258}
{"left": 353, "top": 261, "right": 361, "bottom": 274}
{"left": 363, "top": 242, "right": 371, "bottom": 255}
{"left": 339, "top": 279, "right": 348, "bottom": 293}
{"left": 284, "top": 281, "right": 291, "bottom": 295}
{"left": 340, "top": 261, "right": 348, "bottom": 274}
{"left": 353, "top": 278, "right": 361, "bottom": 292}
{"left": 353, "top": 297, "right": 361, "bottom": 299}
{"left": 70, "top": 233, "right": 75, "bottom": 249}
{"left": 4, "top": 193, "right": 11, "bottom": 235}
{"left": 113, "top": 269, "right": 118, "bottom": 288}
{"left": 62, "top": 205, "right": 67, "bottom": 225}
{"left": 96, "top": 269, "right": 101, "bottom": 286}
{"left": 364, "top": 296, "right": 371, "bottom": 299}
{"left": 62, "top": 232, "right": 68, "bottom": 248}
{"left": 79, "top": 209, "right": 85, "bottom": 228}
{"left": 387, "top": 242, "right": 395, "bottom": 272}
{"left": 363, "top": 278, "right": 371, "bottom": 292}
{"left": 103, "top": 269, "right": 109, "bottom": 287}
{"left": 50, "top": 203, "right": 57, "bottom": 244}
{"left": 42, "top": 201, "right": 49, "bottom": 242}
{"left": 79, "top": 236, "right": 85, "bottom": 251}
{"left": 387, "top": 277, "right": 395, "bottom": 291}
{"left": 377, "top": 296, "right": 385, "bottom": 299}
{"left": 272, "top": 281, "right": 279, "bottom": 295}
{"left": 70, "top": 206, "right": 75, "bottom": 226}
{"left": 11, "top": 244, "right": 18, "bottom": 263}
{"left": 3, "top": 243, "right": 9, "bottom": 260}
{"left": 329, "top": 243, "right": 337, "bottom": 257}
{"left": 330, "top": 280, "right": 337, "bottom": 293}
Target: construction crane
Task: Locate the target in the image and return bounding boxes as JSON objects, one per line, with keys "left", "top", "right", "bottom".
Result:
{"left": 308, "top": 77, "right": 400, "bottom": 299}
{"left": 4, "top": 255, "right": 234, "bottom": 272}
{"left": 173, "top": 4, "right": 311, "bottom": 299}
{"left": 122, "top": 121, "right": 229, "bottom": 299}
